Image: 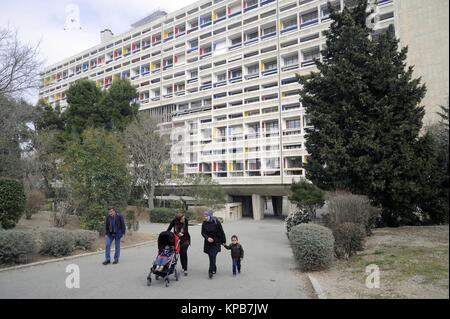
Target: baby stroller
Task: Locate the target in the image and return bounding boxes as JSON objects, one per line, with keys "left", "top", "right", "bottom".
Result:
{"left": 147, "top": 230, "right": 180, "bottom": 287}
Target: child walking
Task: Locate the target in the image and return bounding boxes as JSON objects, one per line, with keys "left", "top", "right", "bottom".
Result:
{"left": 223, "top": 235, "right": 244, "bottom": 276}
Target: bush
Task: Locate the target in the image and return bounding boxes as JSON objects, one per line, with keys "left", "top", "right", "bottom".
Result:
{"left": 71, "top": 229, "right": 98, "bottom": 250}
{"left": 40, "top": 228, "right": 75, "bottom": 257}
{"left": 25, "top": 190, "right": 46, "bottom": 219}
{"left": 0, "top": 230, "right": 36, "bottom": 264}
{"left": 333, "top": 222, "right": 366, "bottom": 259}
{"left": 285, "top": 209, "right": 311, "bottom": 234}
{"left": 149, "top": 207, "right": 179, "bottom": 223}
{"left": 0, "top": 178, "right": 26, "bottom": 229}
{"left": 79, "top": 203, "right": 106, "bottom": 235}
{"left": 289, "top": 179, "right": 325, "bottom": 220}
{"left": 289, "top": 223, "right": 334, "bottom": 272}
{"left": 323, "top": 192, "right": 381, "bottom": 235}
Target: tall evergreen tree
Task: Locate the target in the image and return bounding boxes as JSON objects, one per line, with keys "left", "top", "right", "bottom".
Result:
{"left": 299, "top": 0, "right": 428, "bottom": 226}
{"left": 64, "top": 78, "right": 138, "bottom": 135}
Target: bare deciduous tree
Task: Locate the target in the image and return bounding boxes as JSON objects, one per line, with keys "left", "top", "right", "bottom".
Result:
{"left": 124, "top": 114, "right": 170, "bottom": 210}
{"left": 0, "top": 26, "right": 42, "bottom": 98}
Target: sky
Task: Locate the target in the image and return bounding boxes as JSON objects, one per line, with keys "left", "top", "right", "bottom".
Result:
{"left": 1, "top": 0, "right": 198, "bottom": 68}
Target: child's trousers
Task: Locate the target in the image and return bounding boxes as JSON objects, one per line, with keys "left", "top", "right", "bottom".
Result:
{"left": 232, "top": 258, "right": 241, "bottom": 274}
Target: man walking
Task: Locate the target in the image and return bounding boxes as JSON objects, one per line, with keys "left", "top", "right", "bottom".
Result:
{"left": 103, "top": 206, "right": 126, "bottom": 265}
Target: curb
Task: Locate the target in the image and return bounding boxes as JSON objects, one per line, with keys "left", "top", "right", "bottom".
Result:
{"left": 307, "top": 274, "right": 327, "bottom": 299}
{"left": 0, "top": 239, "right": 157, "bottom": 273}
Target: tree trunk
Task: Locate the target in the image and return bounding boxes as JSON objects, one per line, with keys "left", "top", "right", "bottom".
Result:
{"left": 147, "top": 184, "right": 155, "bottom": 210}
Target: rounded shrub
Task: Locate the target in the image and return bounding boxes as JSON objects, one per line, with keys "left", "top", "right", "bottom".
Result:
{"left": 149, "top": 208, "right": 179, "bottom": 223}
{"left": 289, "top": 223, "right": 334, "bottom": 272}
{"left": 0, "top": 178, "right": 26, "bottom": 229}
{"left": 285, "top": 209, "right": 311, "bottom": 234}
{"left": 71, "top": 229, "right": 99, "bottom": 250}
{"left": 40, "top": 228, "right": 75, "bottom": 257}
{"left": 333, "top": 222, "right": 366, "bottom": 259}
{"left": 0, "top": 230, "right": 36, "bottom": 264}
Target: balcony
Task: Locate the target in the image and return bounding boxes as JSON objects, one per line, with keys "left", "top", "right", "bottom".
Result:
{"left": 229, "top": 42, "right": 242, "bottom": 50}
{"left": 281, "top": 24, "right": 297, "bottom": 34}
{"left": 214, "top": 16, "right": 226, "bottom": 24}
{"left": 214, "top": 80, "right": 227, "bottom": 87}
{"left": 200, "top": 83, "right": 213, "bottom": 91}
{"left": 301, "top": 59, "right": 318, "bottom": 67}
{"left": 262, "top": 68, "right": 277, "bottom": 76}
{"left": 244, "top": 38, "right": 258, "bottom": 46}
{"left": 300, "top": 19, "right": 319, "bottom": 29}
{"left": 281, "top": 64, "right": 299, "bottom": 71}
{"left": 261, "top": 31, "right": 276, "bottom": 40}
{"left": 228, "top": 11, "right": 242, "bottom": 18}
{"left": 187, "top": 47, "right": 198, "bottom": 54}
{"left": 200, "top": 21, "right": 212, "bottom": 28}
{"left": 229, "top": 76, "right": 242, "bottom": 83}
{"left": 244, "top": 4, "right": 258, "bottom": 12}
{"left": 245, "top": 73, "right": 259, "bottom": 80}
{"left": 260, "top": 0, "right": 275, "bottom": 6}
{"left": 187, "top": 26, "right": 198, "bottom": 34}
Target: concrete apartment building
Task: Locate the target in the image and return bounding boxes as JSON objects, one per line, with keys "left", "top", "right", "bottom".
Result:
{"left": 39, "top": 0, "right": 449, "bottom": 219}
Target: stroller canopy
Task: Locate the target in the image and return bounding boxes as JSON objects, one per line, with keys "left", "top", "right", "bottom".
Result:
{"left": 158, "top": 231, "right": 176, "bottom": 250}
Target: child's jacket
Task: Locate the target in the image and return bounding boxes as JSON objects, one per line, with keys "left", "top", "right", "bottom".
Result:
{"left": 224, "top": 243, "right": 244, "bottom": 259}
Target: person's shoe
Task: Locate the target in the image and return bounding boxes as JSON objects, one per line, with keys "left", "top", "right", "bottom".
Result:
{"left": 184, "top": 270, "right": 188, "bottom": 276}
{"left": 238, "top": 270, "right": 241, "bottom": 274}
{"left": 208, "top": 272, "right": 213, "bottom": 279}
{"left": 113, "top": 259, "right": 119, "bottom": 264}
{"left": 233, "top": 273, "right": 236, "bottom": 276}
{"left": 102, "top": 260, "right": 110, "bottom": 265}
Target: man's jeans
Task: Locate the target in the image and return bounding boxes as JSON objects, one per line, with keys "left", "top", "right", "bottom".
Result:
{"left": 232, "top": 258, "right": 241, "bottom": 274}
{"left": 105, "top": 234, "right": 121, "bottom": 261}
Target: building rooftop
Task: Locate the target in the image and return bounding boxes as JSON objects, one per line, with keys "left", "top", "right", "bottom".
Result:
{"left": 130, "top": 10, "right": 167, "bottom": 28}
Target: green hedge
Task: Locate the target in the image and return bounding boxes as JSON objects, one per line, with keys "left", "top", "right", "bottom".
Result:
{"left": 0, "top": 230, "right": 36, "bottom": 264}
{"left": 72, "top": 229, "right": 99, "bottom": 250}
{"left": 289, "top": 223, "right": 334, "bottom": 272}
{"left": 149, "top": 208, "right": 197, "bottom": 223}
{"left": 0, "top": 178, "right": 25, "bottom": 229}
{"left": 40, "top": 228, "right": 75, "bottom": 257}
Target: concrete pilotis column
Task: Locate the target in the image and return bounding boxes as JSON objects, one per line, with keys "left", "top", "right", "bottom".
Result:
{"left": 252, "top": 194, "right": 264, "bottom": 220}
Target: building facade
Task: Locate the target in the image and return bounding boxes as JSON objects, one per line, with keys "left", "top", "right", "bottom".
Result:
{"left": 40, "top": 0, "right": 442, "bottom": 218}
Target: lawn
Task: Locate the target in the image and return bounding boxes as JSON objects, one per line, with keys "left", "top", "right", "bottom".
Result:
{"left": 310, "top": 225, "right": 449, "bottom": 299}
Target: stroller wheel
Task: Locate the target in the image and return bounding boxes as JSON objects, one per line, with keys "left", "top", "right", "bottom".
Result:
{"left": 155, "top": 275, "right": 159, "bottom": 280}
{"left": 175, "top": 269, "right": 179, "bottom": 281}
{"left": 147, "top": 277, "right": 151, "bottom": 286}
{"left": 165, "top": 277, "right": 170, "bottom": 287}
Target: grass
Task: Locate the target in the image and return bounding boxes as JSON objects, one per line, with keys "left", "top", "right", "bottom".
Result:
{"left": 311, "top": 226, "right": 449, "bottom": 298}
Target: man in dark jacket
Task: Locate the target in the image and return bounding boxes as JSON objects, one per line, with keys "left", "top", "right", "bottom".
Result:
{"left": 102, "top": 206, "right": 126, "bottom": 265}
{"left": 201, "top": 210, "right": 226, "bottom": 279}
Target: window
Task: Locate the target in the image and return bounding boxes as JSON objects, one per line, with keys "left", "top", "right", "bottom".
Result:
{"left": 247, "top": 64, "right": 259, "bottom": 75}
{"left": 284, "top": 143, "right": 302, "bottom": 150}
{"left": 265, "top": 158, "right": 280, "bottom": 169}
{"left": 285, "top": 156, "right": 302, "bottom": 168}
{"left": 230, "top": 68, "right": 242, "bottom": 79}
{"left": 190, "top": 70, "right": 198, "bottom": 78}
{"left": 263, "top": 25, "right": 276, "bottom": 35}
{"left": 264, "top": 60, "right": 277, "bottom": 71}
{"left": 286, "top": 118, "right": 301, "bottom": 129}
{"left": 300, "top": 11, "right": 319, "bottom": 27}
{"left": 231, "top": 36, "right": 242, "bottom": 45}
{"left": 216, "top": 73, "right": 226, "bottom": 82}
{"left": 284, "top": 54, "right": 298, "bottom": 66}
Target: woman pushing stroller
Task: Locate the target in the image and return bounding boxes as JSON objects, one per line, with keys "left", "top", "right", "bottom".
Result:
{"left": 167, "top": 211, "right": 190, "bottom": 276}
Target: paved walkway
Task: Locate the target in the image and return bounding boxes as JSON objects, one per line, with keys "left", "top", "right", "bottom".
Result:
{"left": 0, "top": 218, "right": 308, "bottom": 299}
